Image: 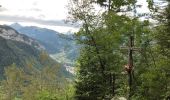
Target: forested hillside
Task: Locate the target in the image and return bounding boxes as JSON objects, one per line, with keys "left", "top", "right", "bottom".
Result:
{"left": 68, "top": 0, "right": 170, "bottom": 99}
{"left": 0, "top": 25, "right": 74, "bottom": 99}
{"left": 0, "top": 25, "right": 44, "bottom": 75}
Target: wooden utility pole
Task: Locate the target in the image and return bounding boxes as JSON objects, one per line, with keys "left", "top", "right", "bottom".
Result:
{"left": 127, "top": 35, "right": 134, "bottom": 100}
{"left": 121, "top": 35, "right": 140, "bottom": 100}
{"left": 121, "top": 3, "right": 140, "bottom": 100}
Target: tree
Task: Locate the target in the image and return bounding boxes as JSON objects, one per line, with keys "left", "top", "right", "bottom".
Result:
{"left": 129, "top": 0, "right": 170, "bottom": 99}
{"left": 1, "top": 64, "right": 26, "bottom": 99}
{"left": 68, "top": 0, "right": 148, "bottom": 99}
{"left": 0, "top": 56, "right": 74, "bottom": 100}
{"left": 154, "top": 0, "right": 170, "bottom": 98}
{"left": 68, "top": 0, "right": 170, "bottom": 99}
{"left": 68, "top": 0, "right": 122, "bottom": 99}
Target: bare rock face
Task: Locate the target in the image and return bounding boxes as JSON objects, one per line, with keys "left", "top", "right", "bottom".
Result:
{"left": 0, "top": 25, "right": 44, "bottom": 50}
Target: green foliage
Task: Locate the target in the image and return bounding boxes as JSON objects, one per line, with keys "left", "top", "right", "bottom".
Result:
{"left": 69, "top": 0, "right": 170, "bottom": 100}
{"left": 0, "top": 36, "right": 56, "bottom": 78}
{"left": 35, "top": 90, "right": 59, "bottom": 100}
{"left": 0, "top": 62, "right": 75, "bottom": 100}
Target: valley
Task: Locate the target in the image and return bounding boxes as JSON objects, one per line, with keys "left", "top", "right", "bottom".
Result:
{"left": 10, "top": 23, "right": 79, "bottom": 75}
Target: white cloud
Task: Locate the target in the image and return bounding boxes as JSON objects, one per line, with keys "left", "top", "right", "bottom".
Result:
{"left": 0, "top": 0, "right": 151, "bottom": 33}
{"left": 0, "top": 0, "right": 76, "bottom": 33}
{"left": 0, "top": 0, "right": 69, "bottom": 20}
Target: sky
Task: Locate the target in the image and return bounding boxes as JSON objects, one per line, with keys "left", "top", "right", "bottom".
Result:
{"left": 0, "top": 0, "right": 150, "bottom": 33}
{"left": 0, "top": 0, "right": 79, "bottom": 33}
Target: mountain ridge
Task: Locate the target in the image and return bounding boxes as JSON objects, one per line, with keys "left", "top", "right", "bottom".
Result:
{"left": 0, "top": 25, "right": 44, "bottom": 50}
{"left": 0, "top": 25, "right": 72, "bottom": 78}
{"left": 10, "top": 23, "right": 79, "bottom": 65}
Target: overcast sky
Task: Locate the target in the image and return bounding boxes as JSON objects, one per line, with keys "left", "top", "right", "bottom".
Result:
{"left": 0, "top": 0, "right": 80, "bottom": 33}
{"left": 0, "top": 0, "right": 150, "bottom": 33}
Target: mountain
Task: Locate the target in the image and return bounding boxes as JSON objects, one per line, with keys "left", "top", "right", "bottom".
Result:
{"left": 0, "top": 25, "right": 72, "bottom": 78}
{"left": 0, "top": 25, "right": 44, "bottom": 50}
{"left": 0, "top": 25, "right": 41, "bottom": 74}
{"left": 10, "top": 23, "right": 79, "bottom": 65}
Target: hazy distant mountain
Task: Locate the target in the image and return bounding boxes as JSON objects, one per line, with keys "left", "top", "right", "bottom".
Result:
{"left": 0, "top": 25, "right": 72, "bottom": 78}
{"left": 10, "top": 23, "right": 79, "bottom": 65}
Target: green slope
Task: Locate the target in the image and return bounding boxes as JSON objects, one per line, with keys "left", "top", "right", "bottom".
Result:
{"left": 0, "top": 26, "right": 72, "bottom": 79}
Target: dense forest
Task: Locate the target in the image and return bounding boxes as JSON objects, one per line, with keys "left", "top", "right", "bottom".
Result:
{"left": 0, "top": 49, "right": 74, "bottom": 99}
{"left": 0, "top": 0, "right": 170, "bottom": 100}
{"left": 68, "top": 0, "right": 170, "bottom": 100}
